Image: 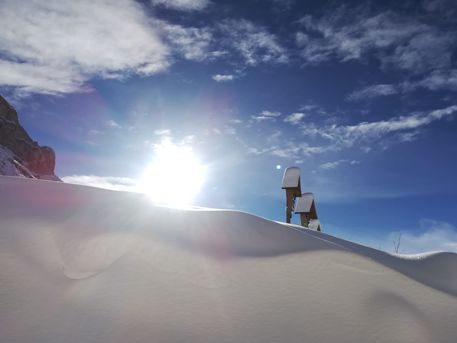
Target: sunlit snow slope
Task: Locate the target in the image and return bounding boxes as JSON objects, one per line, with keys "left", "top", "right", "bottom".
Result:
{"left": 1, "top": 176, "right": 456, "bottom": 343}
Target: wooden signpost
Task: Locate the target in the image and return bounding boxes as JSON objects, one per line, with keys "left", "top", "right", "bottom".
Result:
{"left": 281, "top": 167, "right": 301, "bottom": 224}
{"left": 281, "top": 167, "right": 322, "bottom": 231}
{"left": 295, "top": 192, "right": 321, "bottom": 231}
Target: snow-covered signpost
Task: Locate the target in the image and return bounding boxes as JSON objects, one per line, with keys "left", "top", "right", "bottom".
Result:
{"left": 281, "top": 167, "right": 301, "bottom": 223}
{"left": 295, "top": 192, "right": 321, "bottom": 231}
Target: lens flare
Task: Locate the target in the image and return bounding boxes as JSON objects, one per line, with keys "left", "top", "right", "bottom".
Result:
{"left": 139, "top": 141, "right": 206, "bottom": 207}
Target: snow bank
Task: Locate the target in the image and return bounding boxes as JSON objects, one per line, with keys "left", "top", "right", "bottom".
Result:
{"left": 1, "top": 176, "right": 456, "bottom": 343}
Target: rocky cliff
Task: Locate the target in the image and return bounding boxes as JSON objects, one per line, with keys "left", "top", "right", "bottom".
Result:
{"left": 0, "top": 95, "right": 60, "bottom": 180}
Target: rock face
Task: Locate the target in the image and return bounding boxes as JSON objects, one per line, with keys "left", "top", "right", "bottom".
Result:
{"left": 0, "top": 95, "right": 59, "bottom": 180}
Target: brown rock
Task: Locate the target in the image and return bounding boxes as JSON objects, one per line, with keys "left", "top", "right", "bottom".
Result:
{"left": 0, "top": 94, "right": 59, "bottom": 180}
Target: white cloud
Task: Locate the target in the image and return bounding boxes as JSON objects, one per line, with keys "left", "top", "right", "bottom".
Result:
{"left": 154, "top": 129, "right": 171, "bottom": 136}
{"left": 158, "top": 22, "right": 213, "bottom": 61}
{"left": 228, "top": 118, "right": 243, "bottom": 124}
{"left": 252, "top": 110, "right": 282, "bottom": 122}
{"left": 351, "top": 72, "right": 457, "bottom": 99}
{"left": 302, "top": 145, "right": 330, "bottom": 155}
{"left": 269, "top": 0, "right": 294, "bottom": 10}
{"left": 295, "top": 32, "right": 309, "bottom": 47}
{"left": 273, "top": 144, "right": 332, "bottom": 158}
{"left": 248, "top": 141, "right": 330, "bottom": 159}
{"left": 0, "top": 60, "right": 87, "bottom": 95}
{"left": 387, "top": 220, "right": 457, "bottom": 254}
{"left": 316, "top": 105, "right": 457, "bottom": 149}
{"left": 0, "top": 0, "right": 169, "bottom": 95}
{"left": 151, "top": 0, "right": 209, "bottom": 11}
{"left": 271, "top": 147, "right": 298, "bottom": 158}
{"left": 62, "top": 175, "right": 139, "bottom": 192}
{"left": 298, "top": 102, "right": 329, "bottom": 116}
{"left": 320, "top": 159, "right": 359, "bottom": 170}
{"left": 284, "top": 112, "right": 306, "bottom": 125}
{"left": 381, "top": 31, "right": 454, "bottom": 74}
{"left": 261, "top": 110, "right": 281, "bottom": 118}
{"left": 90, "top": 129, "right": 102, "bottom": 135}
{"left": 218, "top": 19, "right": 288, "bottom": 66}
{"left": 244, "top": 103, "right": 457, "bottom": 164}
{"left": 398, "top": 130, "right": 422, "bottom": 143}
{"left": 348, "top": 84, "right": 398, "bottom": 101}
{"left": 212, "top": 74, "right": 235, "bottom": 82}
{"left": 106, "top": 119, "right": 122, "bottom": 128}
{"left": 402, "top": 69, "right": 457, "bottom": 92}
{"left": 298, "top": 7, "right": 456, "bottom": 73}
{"left": 320, "top": 161, "right": 342, "bottom": 170}
{"left": 282, "top": 105, "right": 457, "bottom": 159}
{"left": 422, "top": 0, "right": 457, "bottom": 17}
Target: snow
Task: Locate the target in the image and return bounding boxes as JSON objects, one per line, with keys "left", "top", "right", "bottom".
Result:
{"left": 308, "top": 218, "right": 321, "bottom": 231}
{"left": 1, "top": 176, "right": 456, "bottom": 343}
{"left": 295, "top": 192, "right": 315, "bottom": 213}
{"left": 0, "top": 145, "right": 35, "bottom": 178}
{"left": 281, "top": 166, "right": 300, "bottom": 188}
{"left": 0, "top": 145, "right": 17, "bottom": 175}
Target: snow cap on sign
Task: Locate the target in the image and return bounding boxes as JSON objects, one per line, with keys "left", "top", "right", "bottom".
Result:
{"left": 281, "top": 166, "right": 300, "bottom": 189}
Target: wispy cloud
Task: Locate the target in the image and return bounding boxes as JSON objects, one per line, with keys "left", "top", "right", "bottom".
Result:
{"left": 218, "top": 19, "right": 288, "bottom": 66}
{"left": 284, "top": 112, "right": 306, "bottom": 125}
{"left": 228, "top": 118, "right": 243, "bottom": 125}
{"left": 349, "top": 71, "right": 457, "bottom": 100}
{"left": 158, "top": 22, "right": 213, "bottom": 61}
{"left": 402, "top": 69, "right": 457, "bottom": 92}
{"left": 249, "top": 105, "right": 457, "bottom": 160}
{"left": 0, "top": 0, "right": 170, "bottom": 95}
{"left": 298, "top": 102, "right": 329, "bottom": 116}
{"left": 320, "top": 159, "right": 359, "bottom": 170}
{"left": 212, "top": 74, "right": 235, "bottom": 82}
{"left": 249, "top": 142, "right": 330, "bottom": 159}
{"left": 154, "top": 129, "right": 171, "bottom": 136}
{"left": 267, "top": 0, "right": 294, "bottom": 9}
{"left": 241, "top": 104, "right": 457, "bottom": 162}
{"left": 422, "top": 0, "right": 457, "bottom": 18}
{"left": 297, "top": 6, "right": 456, "bottom": 74}
{"left": 251, "top": 110, "right": 282, "bottom": 122}
{"left": 348, "top": 84, "right": 398, "bottom": 101}
{"left": 0, "top": 60, "right": 87, "bottom": 95}
{"left": 106, "top": 119, "right": 122, "bottom": 128}
{"left": 62, "top": 175, "right": 138, "bottom": 192}
{"left": 311, "top": 105, "right": 457, "bottom": 150}
{"left": 151, "top": 0, "right": 210, "bottom": 11}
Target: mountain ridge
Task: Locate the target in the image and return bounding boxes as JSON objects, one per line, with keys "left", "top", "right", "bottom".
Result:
{"left": 0, "top": 95, "right": 59, "bottom": 180}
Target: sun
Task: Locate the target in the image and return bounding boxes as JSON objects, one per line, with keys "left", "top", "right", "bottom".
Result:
{"left": 138, "top": 140, "right": 206, "bottom": 207}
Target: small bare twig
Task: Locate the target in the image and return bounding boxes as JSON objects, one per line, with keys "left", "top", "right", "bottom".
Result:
{"left": 393, "top": 233, "right": 402, "bottom": 253}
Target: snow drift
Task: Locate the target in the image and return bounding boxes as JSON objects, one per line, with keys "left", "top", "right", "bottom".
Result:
{"left": 1, "top": 176, "right": 456, "bottom": 343}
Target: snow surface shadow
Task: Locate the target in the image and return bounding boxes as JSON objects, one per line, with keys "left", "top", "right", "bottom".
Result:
{"left": 365, "top": 291, "right": 435, "bottom": 342}
{"left": 298, "top": 228, "right": 457, "bottom": 297}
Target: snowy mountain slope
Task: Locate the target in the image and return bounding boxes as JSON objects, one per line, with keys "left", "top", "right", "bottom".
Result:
{"left": 1, "top": 176, "right": 456, "bottom": 343}
{"left": 0, "top": 95, "right": 60, "bottom": 180}
{"left": 0, "top": 145, "right": 37, "bottom": 178}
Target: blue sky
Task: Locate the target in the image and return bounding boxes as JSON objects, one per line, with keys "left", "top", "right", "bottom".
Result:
{"left": 1, "top": 0, "right": 457, "bottom": 253}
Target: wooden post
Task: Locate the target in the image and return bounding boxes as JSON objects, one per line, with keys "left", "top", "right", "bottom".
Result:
{"left": 295, "top": 192, "right": 322, "bottom": 232}
{"left": 300, "top": 213, "right": 310, "bottom": 227}
{"left": 285, "top": 188, "right": 295, "bottom": 223}
{"left": 281, "top": 167, "right": 301, "bottom": 223}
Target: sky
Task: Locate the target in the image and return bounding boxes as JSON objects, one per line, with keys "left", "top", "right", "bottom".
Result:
{"left": 1, "top": 0, "right": 457, "bottom": 253}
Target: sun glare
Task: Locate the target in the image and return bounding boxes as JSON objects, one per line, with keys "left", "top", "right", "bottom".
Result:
{"left": 139, "top": 141, "right": 206, "bottom": 207}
